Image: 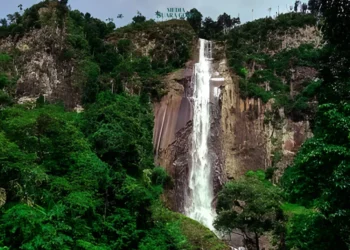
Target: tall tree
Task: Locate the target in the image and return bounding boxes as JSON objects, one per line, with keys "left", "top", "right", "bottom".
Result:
{"left": 232, "top": 17, "right": 241, "bottom": 27}
{"left": 132, "top": 11, "right": 146, "bottom": 24}
{"left": 215, "top": 172, "right": 283, "bottom": 250}
{"left": 186, "top": 8, "right": 202, "bottom": 34}
{"left": 294, "top": 0, "right": 301, "bottom": 12}
{"left": 301, "top": 3, "right": 308, "bottom": 13}
{"left": 308, "top": 0, "right": 321, "bottom": 14}
{"left": 199, "top": 17, "right": 217, "bottom": 40}
{"left": 0, "top": 18, "right": 7, "bottom": 27}
{"left": 217, "top": 12, "right": 232, "bottom": 34}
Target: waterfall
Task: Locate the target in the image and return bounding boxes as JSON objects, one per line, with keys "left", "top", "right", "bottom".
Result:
{"left": 185, "top": 39, "right": 216, "bottom": 230}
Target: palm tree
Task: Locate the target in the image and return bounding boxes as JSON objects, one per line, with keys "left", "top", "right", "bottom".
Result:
{"left": 0, "top": 18, "right": 7, "bottom": 27}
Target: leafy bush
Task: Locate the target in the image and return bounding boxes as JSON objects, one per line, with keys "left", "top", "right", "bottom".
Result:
{"left": 152, "top": 167, "right": 171, "bottom": 186}
{"left": 214, "top": 171, "right": 283, "bottom": 249}
{"left": 239, "top": 78, "right": 272, "bottom": 103}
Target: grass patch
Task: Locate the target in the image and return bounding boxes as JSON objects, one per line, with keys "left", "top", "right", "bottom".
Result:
{"left": 281, "top": 202, "right": 314, "bottom": 216}
{"left": 151, "top": 203, "right": 229, "bottom": 250}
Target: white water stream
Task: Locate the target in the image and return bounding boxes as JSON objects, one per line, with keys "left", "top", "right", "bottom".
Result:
{"left": 185, "top": 39, "right": 216, "bottom": 230}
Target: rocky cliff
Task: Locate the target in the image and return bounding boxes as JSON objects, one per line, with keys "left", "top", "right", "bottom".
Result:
{"left": 0, "top": 4, "right": 195, "bottom": 110}
{"left": 154, "top": 13, "right": 321, "bottom": 214}
{"left": 219, "top": 14, "right": 320, "bottom": 181}
{"left": 0, "top": 3, "right": 320, "bottom": 215}
{"left": 0, "top": 25, "right": 81, "bottom": 108}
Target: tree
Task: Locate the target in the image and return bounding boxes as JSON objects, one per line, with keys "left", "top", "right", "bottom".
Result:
{"left": 232, "top": 17, "right": 241, "bottom": 27}
{"left": 132, "top": 11, "right": 146, "bottom": 24}
{"left": 199, "top": 17, "right": 218, "bottom": 40}
{"left": 217, "top": 13, "right": 233, "bottom": 34}
{"left": 82, "top": 92, "right": 154, "bottom": 176}
{"left": 0, "top": 18, "right": 7, "bottom": 27}
{"left": 6, "top": 14, "right": 15, "bottom": 24}
{"left": 294, "top": 0, "right": 301, "bottom": 12}
{"left": 214, "top": 171, "right": 283, "bottom": 250}
{"left": 186, "top": 8, "right": 202, "bottom": 34}
{"left": 301, "top": 3, "right": 308, "bottom": 13}
{"left": 283, "top": 1, "right": 350, "bottom": 248}
{"left": 286, "top": 212, "right": 348, "bottom": 249}
{"left": 282, "top": 103, "right": 350, "bottom": 248}
{"left": 308, "top": 0, "right": 321, "bottom": 14}
{"left": 60, "top": 0, "right": 68, "bottom": 5}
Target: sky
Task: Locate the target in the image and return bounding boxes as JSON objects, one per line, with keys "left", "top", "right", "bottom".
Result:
{"left": 0, "top": 0, "right": 297, "bottom": 27}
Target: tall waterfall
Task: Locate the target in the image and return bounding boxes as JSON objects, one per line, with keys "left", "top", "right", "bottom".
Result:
{"left": 185, "top": 39, "right": 216, "bottom": 230}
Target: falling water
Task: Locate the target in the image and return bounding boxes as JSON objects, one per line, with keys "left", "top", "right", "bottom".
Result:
{"left": 185, "top": 39, "right": 216, "bottom": 230}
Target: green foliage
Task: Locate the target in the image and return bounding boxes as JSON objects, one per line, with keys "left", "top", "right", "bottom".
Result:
{"left": 0, "top": 74, "right": 9, "bottom": 89}
{"left": 152, "top": 167, "right": 171, "bottom": 186}
{"left": 199, "top": 13, "right": 240, "bottom": 41}
{"left": 139, "top": 222, "right": 187, "bottom": 250}
{"left": 0, "top": 1, "right": 69, "bottom": 39}
{"left": 151, "top": 203, "right": 229, "bottom": 250}
{"left": 282, "top": 103, "right": 350, "bottom": 247}
{"left": 186, "top": 8, "right": 203, "bottom": 34}
{"left": 0, "top": 54, "right": 11, "bottom": 67}
{"left": 214, "top": 172, "right": 283, "bottom": 248}
{"left": 286, "top": 213, "right": 348, "bottom": 250}
{"left": 239, "top": 78, "right": 272, "bottom": 103}
{"left": 132, "top": 11, "right": 146, "bottom": 24}
{"left": 66, "top": 12, "right": 185, "bottom": 101}
{"left": 269, "top": 44, "right": 321, "bottom": 77}
{"left": 81, "top": 92, "right": 154, "bottom": 176}
{"left": 228, "top": 19, "right": 321, "bottom": 119}
{"left": 117, "top": 39, "right": 133, "bottom": 57}
{"left": 0, "top": 100, "right": 211, "bottom": 249}
{"left": 226, "top": 13, "right": 320, "bottom": 121}
{"left": 308, "top": 0, "right": 321, "bottom": 14}
{"left": 281, "top": 202, "right": 312, "bottom": 216}
{"left": 280, "top": 3, "right": 350, "bottom": 248}
{"left": 111, "top": 19, "right": 194, "bottom": 75}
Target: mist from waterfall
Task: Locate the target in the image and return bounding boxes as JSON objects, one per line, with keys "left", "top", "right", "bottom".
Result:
{"left": 185, "top": 39, "right": 216, "bottom": 231}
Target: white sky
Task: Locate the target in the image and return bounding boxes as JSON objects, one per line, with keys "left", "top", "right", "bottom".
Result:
{"left": 0, "top": 0, "right": 297, "bottom": 27}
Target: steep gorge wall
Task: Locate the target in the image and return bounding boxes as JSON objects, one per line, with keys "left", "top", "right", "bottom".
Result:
{"left": 219, "top": 60, "right": 313, "bottom": 180}
{"left": 217, "top": 23, "right": 319, "bottom": 180}
{"left": 155, "top": 22, "right": 320, "bottom": 213}
{"left": 153, "top": 64, "right": 194, "bottom": 212}
{"left": 0, "top": 25, "right": 81, "bottom": 109}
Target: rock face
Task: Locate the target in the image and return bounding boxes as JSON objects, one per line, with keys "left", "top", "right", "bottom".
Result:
{"left": 155, "top": 36, "right": 316, "bottom": 213}
{"left": 268, "top": 26, "right": 322, "bottom": 54}
{"left": 154, "top": 41, "right": 226, "bottom": 212}
{"left": 218, "top": 57, "right": 314, "bottom": 181}
{"left": 0, "top": 26, "right": 81, "bottom": 109}
{"left": 154, "top": 62, "right": 195, "bottom": 212}
{"left": 108, "top": 20, "right": 196, "bottom": 66}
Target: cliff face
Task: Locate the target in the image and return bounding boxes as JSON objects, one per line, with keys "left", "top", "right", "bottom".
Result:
{"left": 218, "top": 16, "right": 320, "bottom": 181}
{"left": 108, "top": 20, "right": 196, "bottom": 68}
{"left": 154, "top": 17, "right": 321, "bottom": 213}
{"left": 153, "top": 62, "right": 195, "bottom": 212}
{"left": 0, "top": 2, "right": 87, "bottom": 109}
{"left": 0, "top": 26, "right": 81, "bottom": 108}
{"left": 219, "top": 62, "right": 314, "bottom": 180}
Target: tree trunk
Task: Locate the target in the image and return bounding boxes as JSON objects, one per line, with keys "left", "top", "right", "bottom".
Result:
{"left": 255, "top": 232, "right": 260, "bottom": 250}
